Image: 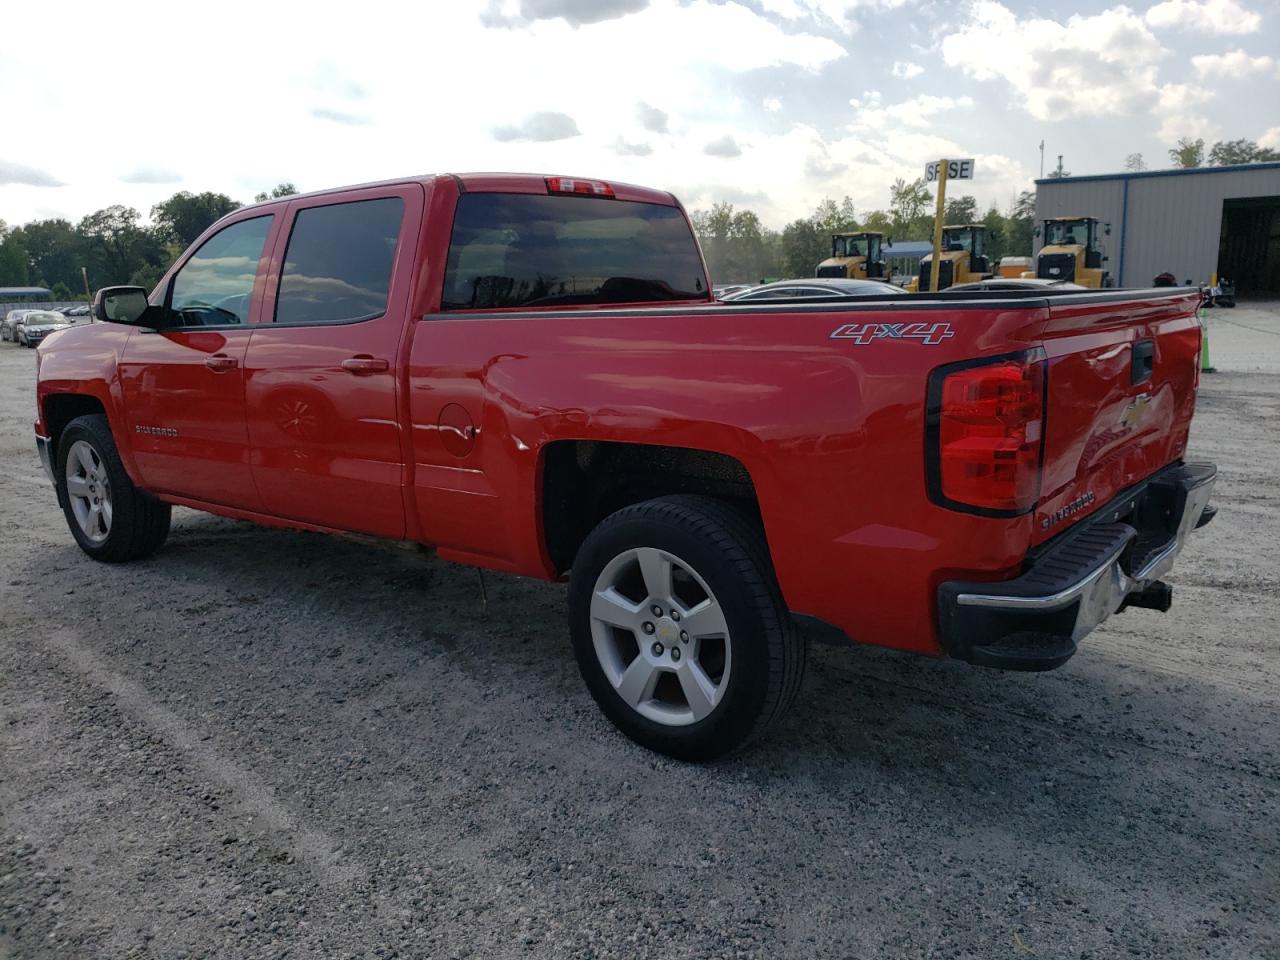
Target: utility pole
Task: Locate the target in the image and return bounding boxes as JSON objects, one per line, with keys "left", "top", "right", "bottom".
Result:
{"left": 1039, "top": 140, "right": 1044, "bottom": 179}
{"left": 929, "top": 160, "right": 948, "bottom": 295}
{"left": 81, "top": 266, "right": 92, "bottom": 301}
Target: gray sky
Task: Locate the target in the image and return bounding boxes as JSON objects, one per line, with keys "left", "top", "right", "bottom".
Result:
{"left": 3, "top": 0, "right": 1277, "bottom": 229}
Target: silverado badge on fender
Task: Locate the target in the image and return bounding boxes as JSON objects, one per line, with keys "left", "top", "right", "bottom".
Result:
{"left": 830, "top": 321, "right": 955, "bottom": 345}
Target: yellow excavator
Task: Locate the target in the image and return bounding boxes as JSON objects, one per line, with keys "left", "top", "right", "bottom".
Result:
{"left": 905, "top": 224, "right": 993, "bottom": 292}
{"left": 1024, "top": 217, "right": 1112, "bottom": 287}
{"left": 815, "top": 232, "right": 888, "bottom": 280}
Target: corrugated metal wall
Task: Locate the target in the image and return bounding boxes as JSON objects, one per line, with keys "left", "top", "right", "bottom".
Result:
{"left": 1035, "top": 166, "right": 1280, "bottom": 287}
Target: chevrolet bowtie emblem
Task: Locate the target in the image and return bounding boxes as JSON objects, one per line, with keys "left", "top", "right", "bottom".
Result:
{"left": 1119, "top": 393, "right": 1151, "bottom": 430}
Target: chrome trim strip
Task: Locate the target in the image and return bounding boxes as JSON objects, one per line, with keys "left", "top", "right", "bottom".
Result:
{"left": 35, "top": 434, "right": 55, "bottom": 486}
{"left": 955, "top": 540, "right": 1130, "bottom": 611}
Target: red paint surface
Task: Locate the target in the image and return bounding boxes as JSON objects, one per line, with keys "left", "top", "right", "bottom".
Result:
{"left": 35, "top": 173, "right": 1204, "bottom": 658}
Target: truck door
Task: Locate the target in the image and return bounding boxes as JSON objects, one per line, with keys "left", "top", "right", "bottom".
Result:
{"left": 243, "top": 185, "right": 422, "bottom": 539}
{"left": 118, "top": 212, "right": 278, "bottom": 509}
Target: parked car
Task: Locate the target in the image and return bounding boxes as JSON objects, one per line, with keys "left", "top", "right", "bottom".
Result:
{"left": 720, "top": 277, "right": 909, "bottom": 300}
{"left": 2, "top": 309, "right": 31, "bottom": 342}
{"left": 33, "top": 172, "right": 1216, "bottom": 760}
{"left": 947, "top": 278, "right": 1088, "bottom": 292}
{"left": 15, "top": 310, "right": 75, "bottom": 347}
{"left": 59, "top": 304, "right": 93, "bottom": 319}
{"left": 712, "top": 284, "right": 752, "bottom": 299}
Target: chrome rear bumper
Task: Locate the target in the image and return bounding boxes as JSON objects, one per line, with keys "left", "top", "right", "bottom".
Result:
{"left": 937, "top": 461, "right": 1217, "bottom": 671}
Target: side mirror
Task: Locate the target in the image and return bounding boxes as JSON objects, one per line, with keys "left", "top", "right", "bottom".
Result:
{"left": 94, "top": 286, "right": 154, "bottom": 326}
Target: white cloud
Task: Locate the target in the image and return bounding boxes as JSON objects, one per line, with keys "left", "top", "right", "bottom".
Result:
{"left": 636, "top": 101, "right": 669, "bottom": 133}
{"left": 763, "top": 96, "right": 783, "bottom": 112}
{"left": 943, "top": 2, "right": 1186, "bottom": 121}
{"left": 492, "top": 111, "right": 582, "bottom": 142}
{"left": 1158, "top": 113, "right": 1219, "bottom": 141}
{"left": 848, "top": 93, "right": 974, "bottom": 133}
{"left": 1191, "top": 48, "right": 1274, "bottom": 76}
{"left": 1261, "top": 127, "right": 1280, "bottom": 149}
{"left": 891, "top": 60, "right": 924, "bottom": 79}
{"left": 704, "top": 135, "right": 744, "bottom": 157}
{"left": 1145, "top": 0, "right": 1262, "bottom": 34}
{"left": 0, "top": 160, "right": 64, "bottom": 188}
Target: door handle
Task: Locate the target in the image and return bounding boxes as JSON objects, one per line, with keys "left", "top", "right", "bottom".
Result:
{"left": 342, "top": 355, "right": 389, "bottom": 375}
{"left": 205, "top": 354, "right": 239, "bottom": 372}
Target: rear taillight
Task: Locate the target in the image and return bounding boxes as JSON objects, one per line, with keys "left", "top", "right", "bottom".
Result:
{"left": 926, "top": 350, "right": 1046, "bottom": 515}
{"left": 545, "top": 177, "right": 615, "bottom": 197}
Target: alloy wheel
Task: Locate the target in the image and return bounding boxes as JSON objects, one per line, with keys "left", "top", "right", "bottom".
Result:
{"left": 588, "top": 546, "right": 732, "bottom": 726}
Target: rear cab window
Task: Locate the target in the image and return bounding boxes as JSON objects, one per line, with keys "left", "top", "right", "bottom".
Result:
{"left": 442, "top": 194, "right": 708, "bottom": 310}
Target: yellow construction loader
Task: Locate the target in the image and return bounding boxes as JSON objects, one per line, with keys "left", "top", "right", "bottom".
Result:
{"left": 1025, "top": 217, "right": 1112, "bottom": 287}
{"left": 816, "top": 232, "right": 888, "bottom": 280}
{"left": 904, "top": 224, "right": 993, "bottom": 292}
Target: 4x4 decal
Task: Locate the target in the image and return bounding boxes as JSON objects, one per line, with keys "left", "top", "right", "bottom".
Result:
{"left": 830, "top": 321, "right": 955, "bottom": 345}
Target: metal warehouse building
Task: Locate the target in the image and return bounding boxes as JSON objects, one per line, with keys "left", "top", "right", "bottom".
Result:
{"left": 1034, "top": 162, "right": 1280, "bottom": 295}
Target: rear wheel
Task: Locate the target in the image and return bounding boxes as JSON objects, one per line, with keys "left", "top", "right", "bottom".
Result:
{"left": 56, "top": 414, "right": 171, "bottom": 562}
{"left": 569, "top": 495, "right": 805, "bottom": 761}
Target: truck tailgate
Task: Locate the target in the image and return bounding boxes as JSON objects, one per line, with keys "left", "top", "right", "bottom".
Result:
{"left": 1033, "top": 289, "right": 1202, "bottom": 545}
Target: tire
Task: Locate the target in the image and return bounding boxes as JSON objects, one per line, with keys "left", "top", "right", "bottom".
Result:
{"left": 56, "top": 414, "right": 171, "bottom": 562}
{"left": 568, "top": 495, "right": 805, "bottom": 761}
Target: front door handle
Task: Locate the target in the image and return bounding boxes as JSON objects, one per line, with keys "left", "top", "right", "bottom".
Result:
{"left": 205, "top": 353, "right": 239, "bottom": 372}
{"left": 342, "top": 355, "right": 389, "bottom": 375}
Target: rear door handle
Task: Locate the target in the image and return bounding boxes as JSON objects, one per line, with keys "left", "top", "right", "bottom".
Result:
{"left": 342, "top": 355, "right": 389, "bottom": 375}
{"left": 205, "top": 353, "right": 239, "bottom": 372}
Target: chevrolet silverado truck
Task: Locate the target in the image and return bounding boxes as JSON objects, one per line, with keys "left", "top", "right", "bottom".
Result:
{"left": 33, "top": 173, "right": 1216, "bottom": 760}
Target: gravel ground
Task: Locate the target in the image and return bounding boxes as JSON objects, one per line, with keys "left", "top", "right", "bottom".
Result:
{"left": 1, "top": 307, "right": 1277, "bottom": 960}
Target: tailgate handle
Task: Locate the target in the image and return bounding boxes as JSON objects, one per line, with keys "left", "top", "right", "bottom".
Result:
{"left": 1132, "top": 339, "right": 1154, "bottom": 384}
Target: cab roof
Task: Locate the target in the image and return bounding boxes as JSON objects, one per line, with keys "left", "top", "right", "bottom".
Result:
{"left": 235, "top": 173, "right": 679, "bottom": 213}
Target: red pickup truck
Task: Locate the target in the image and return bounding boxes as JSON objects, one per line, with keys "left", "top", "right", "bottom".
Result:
{"left": 34, "top": 173, "right": 1216, "bottom": 759}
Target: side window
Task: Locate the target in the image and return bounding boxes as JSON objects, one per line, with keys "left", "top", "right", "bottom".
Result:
{"left": 169, "top": 216, "right": 272, "bottom": 326}
{"left": 275, "top": 197, "right": 404, "bottom": 325}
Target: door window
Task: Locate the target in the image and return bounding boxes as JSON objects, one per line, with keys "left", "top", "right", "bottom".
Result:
{"left": 169, "top": 216, "right": 272, "bottom": 327}
{"left": 274, "top": 198, "right": 405, "bottom": 325}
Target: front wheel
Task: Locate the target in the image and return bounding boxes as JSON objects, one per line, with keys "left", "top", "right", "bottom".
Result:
{"left": 568, "top": 495, "right": 805, "bottom": 761}
{"left": 56, "top": 414, "right": 171, "bottom": 562}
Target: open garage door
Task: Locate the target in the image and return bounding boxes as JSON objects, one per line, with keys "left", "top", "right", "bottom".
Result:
{"left": 1218, "top": 197, "right": 1280, "bottom": 297}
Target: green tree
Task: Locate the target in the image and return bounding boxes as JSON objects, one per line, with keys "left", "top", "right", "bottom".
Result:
{"left": 78, "top": 206, "right": 167, "bottom": 287}
{"left": 944, "top": 194, "right": 978, "bottom": 224}
{"left": 254, "top": 182, "right": 299, "bottom": 202}
{"left": 860, "top": 209, "right": 893, "bottom": 236}
{"left": 20, "top": 219, "right": 83, "bottom": 291}
{"left": 980, "top": 206, "right": 1009, "bottom": 262}
{"left": 889, "top": 178, "right": 932, "bottom": 239}
{"left": 1006, "top": 190, "right": 1036, "bottom": 257}
{"left": 728, "top": 209, "right": 768, "bottom": 282}
{"left": 779, "top": 217, "right": 825, "bottom": 278}
{"left": 0, "top": 232, "right": 30, "bottom": 286}
{"left": 1208, "top": 138, "right": 1280, "bottom": 166}
{"left": 151, "top": 191, "right": 240, "bottom": 248}
{"left": 1124, "top": 152, "right": 1146, "bottom": 171}
{"left": 690, "top": 202, "right": 736, "bottom": 281}
{"left": 1169, "top": 137, "right": 1204, "bottom": 168}
{"left": 811, "top": 196, "right": 857, "bottom": 235}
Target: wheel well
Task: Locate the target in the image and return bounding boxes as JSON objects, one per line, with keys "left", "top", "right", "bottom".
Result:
{"left": 43, "top": 394, "right": 106, "bottom": 452}
{"left": 541, "top": 440, "right": 759, "bottom": 573}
